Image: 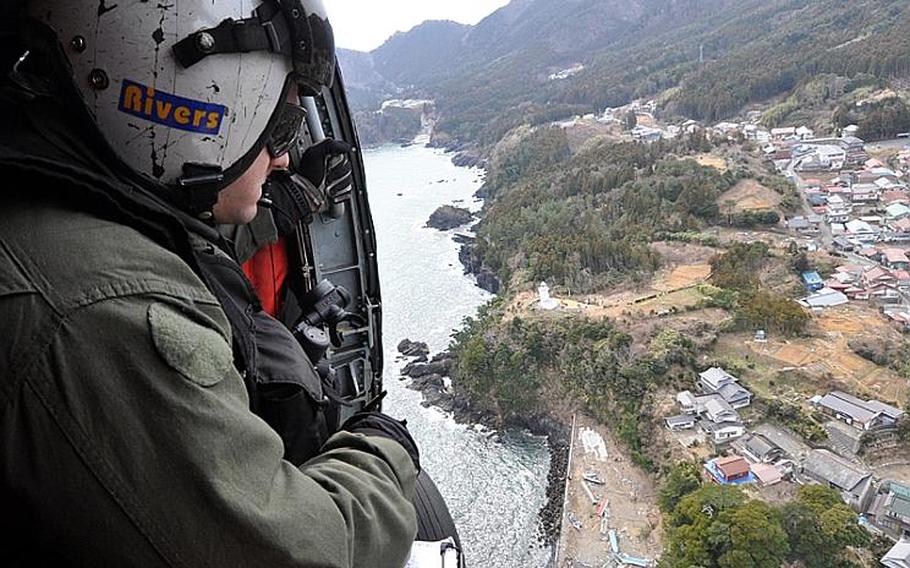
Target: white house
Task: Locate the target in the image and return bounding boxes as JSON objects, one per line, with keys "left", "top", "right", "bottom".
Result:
{"left": 881, "top": 537, "right": 910, "bottom": 568}
{"left": 771, "top": 127, "right": 797, "bottom": 139}
{"left": 700, "top": 420, "right": 746, "bottom": 444}
{"left": 845, "top": 219, "right": 879, "bottom": 242}
{"left": 799, "top": 287, "right": 849, "bottom": 309}
{"left": 698, "top": 367, "right": 753, "bottom": 409}
{"left": 704, "top": 398, "right": 740, "bottom": 424}
{"left": 887, "top": 203, "right": 910, "bottom": 221}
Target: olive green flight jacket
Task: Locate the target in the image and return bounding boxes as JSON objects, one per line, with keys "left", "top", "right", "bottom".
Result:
{"left": 0, "top": 200, "right": 417, "bottom": 567}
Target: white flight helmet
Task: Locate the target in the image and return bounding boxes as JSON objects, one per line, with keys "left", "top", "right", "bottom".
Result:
{"left": 27, "top": 0, "right": 335, "bottom": 217}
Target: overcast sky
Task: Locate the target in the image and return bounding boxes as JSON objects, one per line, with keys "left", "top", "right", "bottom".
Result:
{"left": 327, "top": 0, "right": 511, "bottom": 52}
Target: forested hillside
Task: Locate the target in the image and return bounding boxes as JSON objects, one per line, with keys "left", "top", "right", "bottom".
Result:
{"left": 340, "top": 0, "right": 910, "bottom": 146}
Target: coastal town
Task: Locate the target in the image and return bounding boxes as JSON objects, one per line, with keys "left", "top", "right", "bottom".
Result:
{"left": 540, "top": 104, "right": 910, "bottom": 566}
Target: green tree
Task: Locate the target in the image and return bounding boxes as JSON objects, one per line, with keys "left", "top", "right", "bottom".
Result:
{"left": 659, "top": 462, "right": 703, "bottom": 513}
{"left": 710, "top": 242, "right": 769, "bottom": 291}
{"left": 716, "top": 501, "right": 789, "bottom": 568}
{"left": 624, "top": 110, "right": 638, "bottom": 130}
{"left": 663, "top": 486, "right": 791, "bottom": 568}
{"left": 736, "top": 290, "right": 809, "bottom": 336}
{"left": 781, "top": 485, "right": 869, "bottom": 567}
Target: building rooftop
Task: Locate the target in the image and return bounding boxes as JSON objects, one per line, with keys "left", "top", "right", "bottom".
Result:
{"left": 717, "top": 382, "right": 751, "bottom": 403}
{"left": 699, "top": 367, "right": 739, "bottom": 390}
{"left": 865, "top": 399, "right": 905, "bottom": 420}
{"left": 700, "top": 420, "right": 744, "bottom": 433}
{"left": 716, "top": 456, "right": 751, "bottom": 479}
{"left": 753, "top": 423, "right": 810, "bottom": 460}
{"left": 666, "top": 415, "right": 696, "bottom": 428}
{"left": 742, "top": 434, "right": 778, "bottom": 460}
{"left": 817, "top": 391, "right": 880, "bottom": 424}
{"left": 882, "top": 538, "right": 910, "bottom": 568}
{"left": 804, "top": 449, "right": 871, "bottom": 493}
{"left": 750, "top": 463, "right": 783, "bottom": 485}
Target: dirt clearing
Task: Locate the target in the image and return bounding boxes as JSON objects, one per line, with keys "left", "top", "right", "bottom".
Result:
{"left": 712, "top": 303, "right": 909, "bottom": 407}
{"left": 653, "top": 264, "right": 712, "bottom": 291}
{"left": 718, "top": 179, "right": 782, "bottom": 212}
{"left": 558, "top": 414, "right": 662, "bottom": 567}
{"left": 694, "top": 153, "right": 728, "bottom": 172}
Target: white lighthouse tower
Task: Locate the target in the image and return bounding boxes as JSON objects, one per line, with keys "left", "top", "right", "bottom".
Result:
{"left": 538, "top": 282, "right": 558, "bottom": 310}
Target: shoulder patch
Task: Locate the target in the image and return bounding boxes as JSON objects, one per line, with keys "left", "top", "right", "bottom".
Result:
{"left": 148, "top": 302, "right": 232, "bottom": 387}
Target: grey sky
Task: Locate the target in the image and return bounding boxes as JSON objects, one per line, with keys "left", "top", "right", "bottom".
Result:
{"left": 327, "top": 0, "right": 511, "bottom": 52}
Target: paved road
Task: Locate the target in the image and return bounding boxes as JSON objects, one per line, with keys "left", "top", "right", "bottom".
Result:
{"left": 786, "top": 161, "right": 834, "bottom": 248}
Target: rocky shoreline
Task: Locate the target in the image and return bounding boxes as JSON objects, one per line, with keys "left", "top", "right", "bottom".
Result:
{"left": 426, "top": 205, "right": 475, "bottom": 231}
{"left": 453, "top": 234, "right": 501, "bottom": 294}
{"left": 396, "top": 339, "right": 570, "bottom": 548}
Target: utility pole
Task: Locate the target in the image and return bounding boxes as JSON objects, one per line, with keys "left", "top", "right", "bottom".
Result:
{"left": 699, "top": 44, "right": 704, "bottom": 65}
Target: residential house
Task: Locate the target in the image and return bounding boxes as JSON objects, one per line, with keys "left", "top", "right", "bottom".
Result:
{"left": 864, "top": 266, "right": 896, "bottom": 287}
{"left": 704, "top": 397, "right": 740, "bottom": 423}
{"left": 771, "top": 127, "right": 797, "bottom": 140}
{"left": 799, "top": 287, "right": 849, "bottom": 309}
{"left": 863, "top": 267, "right": 902, "bottom": 303}
{"left": 850, "top": 183, "right": 879, "bottom": 204}
{"left": 881, "top": 538, "right": 910, "bottom": 568}
{"left": 698, "top": 367, "right": 752, "bottom": 409}
{"left": 713, "top": 456, "right": 751, "bottom": 483}
{"left": 895, "top": 270, "right": 910, "bottom": 290}
{"left": 788, "top": 216, "right": 819, "bottom": 235}
{"left": 826, "top": 195, "right": 852, "bottom": 224}
{"left": 834, "top": 236, "right": 856, "bottom": 251}
{"left": 802, "top": 449, "right": 875, "bottom": 512}
{"left": 859, "top": 246, "right": 880, "bottom": 259}
{"left": 889, "top": 203, "right": 910, "bottom": 221}
{"left": 665, "top": 414, "right": 697, "bottom": 431}
{"left": 867, "top": 158, "right": 886, "bottom": 169}
{"left": 802, "top": 271, "right": 824, "bottom": 292}
{"left": 825, "top": 271, "right": 855, "bottom": 291}
{"left": 751, "top": 463, "right": 783, "bottom": 486}
{"left": 735, "top": 434, "right": 783, "bottom": 463}
{"left": 886, "top": 218, "right": 910, "bottom": 242}
{"left": 876, "top": 177, "right": 904, "bottom": 191}
{"left": 813, "top": 390, "right": 905, "bottom": 431}
{"left": 882, "top": 248, "right": 910, "bottom": 270}
{"left": 700, "top": 420, "right": 746, "bottom": 444}
{"left": 817, "top": 145, "right": 846, "bottom": 169}
{"left": 841, "top": 136, "right": 869, "bottom": 164}
{"left": 845, "top": 219, "right": 879, "bottom": 242}
{"left": 631, "top": 125, "right": 663, "bottom": 143}
{"left": 677, "top": 390, "right": 744, "bottom": 421}
{"left": 807, "top": 192, "right": 828, "bottom": 207}
{"left": 884, "top": 191, "right": 910, "bottom": 206}
{"left": 676, "top": 390, "right": 698, "bottom": 414}
{"left": 868, "top": 481, "right": 910, "bottom": 539}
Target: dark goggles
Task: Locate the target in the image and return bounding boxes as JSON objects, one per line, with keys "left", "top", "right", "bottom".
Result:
{"left": 267, "top": 102, "right": 308, "bottom": 159}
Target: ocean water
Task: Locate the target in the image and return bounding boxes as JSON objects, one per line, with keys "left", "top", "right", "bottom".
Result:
{"left": 364, "top": 144, "right": 551, "bottom": 568}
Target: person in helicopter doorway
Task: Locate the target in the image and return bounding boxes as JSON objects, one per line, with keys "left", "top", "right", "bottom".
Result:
{"left": 0, "top": 1, "right": 420, "bottom": 566}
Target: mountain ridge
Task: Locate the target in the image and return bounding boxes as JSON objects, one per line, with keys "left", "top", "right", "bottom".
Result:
{"left": 338, "top": 0, "right": 910, "bottom": 146}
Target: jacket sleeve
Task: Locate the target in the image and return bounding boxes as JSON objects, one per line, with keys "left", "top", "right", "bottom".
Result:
{"left": 3, "top": 292, "right": 417, "bottom": 568}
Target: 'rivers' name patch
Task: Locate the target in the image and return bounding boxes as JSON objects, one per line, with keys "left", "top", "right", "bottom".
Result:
{"left": 118, "top": 79, "right": 227, "bottom": 135}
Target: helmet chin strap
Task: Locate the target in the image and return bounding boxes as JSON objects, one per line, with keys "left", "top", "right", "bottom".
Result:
{"left": 178, "top": 163, "right": 224, "bottom": 221}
